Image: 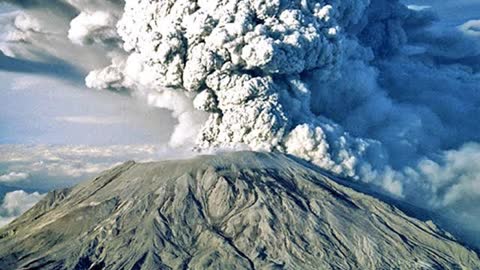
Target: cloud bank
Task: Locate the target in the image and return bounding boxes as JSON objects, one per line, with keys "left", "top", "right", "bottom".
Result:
{"left": 0, "top": 144, "right": 167, "bottom": 186}
{"left": 3, "top": 0, "right": 480, "bottom": 247}
{"left": 0, "top": 172, "right": 29, "bottom": 182}
{"left": 0, "top": 190, "right": 44, "bottom": 227}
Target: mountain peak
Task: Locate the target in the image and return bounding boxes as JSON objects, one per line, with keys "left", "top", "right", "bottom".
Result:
{"left": 0, "top": 151, "right": 478, "bottom": 269}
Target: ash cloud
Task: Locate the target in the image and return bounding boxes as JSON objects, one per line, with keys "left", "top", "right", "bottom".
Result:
{"left": 4, "top": 0, "right": 480, "bottom": 247}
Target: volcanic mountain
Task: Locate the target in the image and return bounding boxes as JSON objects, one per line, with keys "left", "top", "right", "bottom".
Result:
{"left": 0, "top": 152, "right": 479, "bottom": 269}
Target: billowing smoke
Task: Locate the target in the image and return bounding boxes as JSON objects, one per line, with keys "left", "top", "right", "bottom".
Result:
{"left": 3, "top": 0, "right": 480, "bottom": 247}
{"left": 92, "top": 0, "right": 406, "bottom": 189}
{"left": 93, "top": 0, "right": 383, "bottom": 182}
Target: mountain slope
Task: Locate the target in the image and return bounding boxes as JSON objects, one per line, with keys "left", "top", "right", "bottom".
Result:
{"left": 0, "top": 151, "right": 479, "bottom": 269}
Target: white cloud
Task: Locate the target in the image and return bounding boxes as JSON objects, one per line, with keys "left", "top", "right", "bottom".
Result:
{"left": 412, "top": 143, "right": 480, "bottom": 208}
{"left": 1, "top": 190, "right": 43, "bottom": 216}
{"left": 0, "top": 190, "right": 44, "bottom": 227}
{"left": 68, "top": 11, "right": 120, "bottom": 46}
{"left": 459, "top": 20, "right": 480, "bottom": 37}
{"left": 0, "top": 172, "right": 29, "bottom": 182}
{"left": 13, "top": 12, "right": 40, "bottom": 32}
{"left": 407, "top": 5, "right": 431, "bottom": 11}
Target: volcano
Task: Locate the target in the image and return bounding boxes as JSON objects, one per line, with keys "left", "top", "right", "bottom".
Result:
{"left": 0, "top": 151, "right": 478, "bottom": 269}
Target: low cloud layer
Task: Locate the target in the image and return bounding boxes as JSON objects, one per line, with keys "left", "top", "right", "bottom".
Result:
{"left": 0, "top": 144, "right": 166, "bottom": 187}
{"left": 0, "top": 172, "right": 29, "bottom": 182}
{"left": 2, "top": 0, "right": 480, "bottom": 247}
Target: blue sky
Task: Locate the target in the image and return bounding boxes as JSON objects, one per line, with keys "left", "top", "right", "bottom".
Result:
{"left": 0, "top": 72, "right": 174, "bottom": 145}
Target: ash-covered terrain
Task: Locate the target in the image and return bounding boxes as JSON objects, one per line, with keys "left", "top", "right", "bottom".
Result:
{"left": 0, "top": 152, "right": 478, "bottom": 269}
